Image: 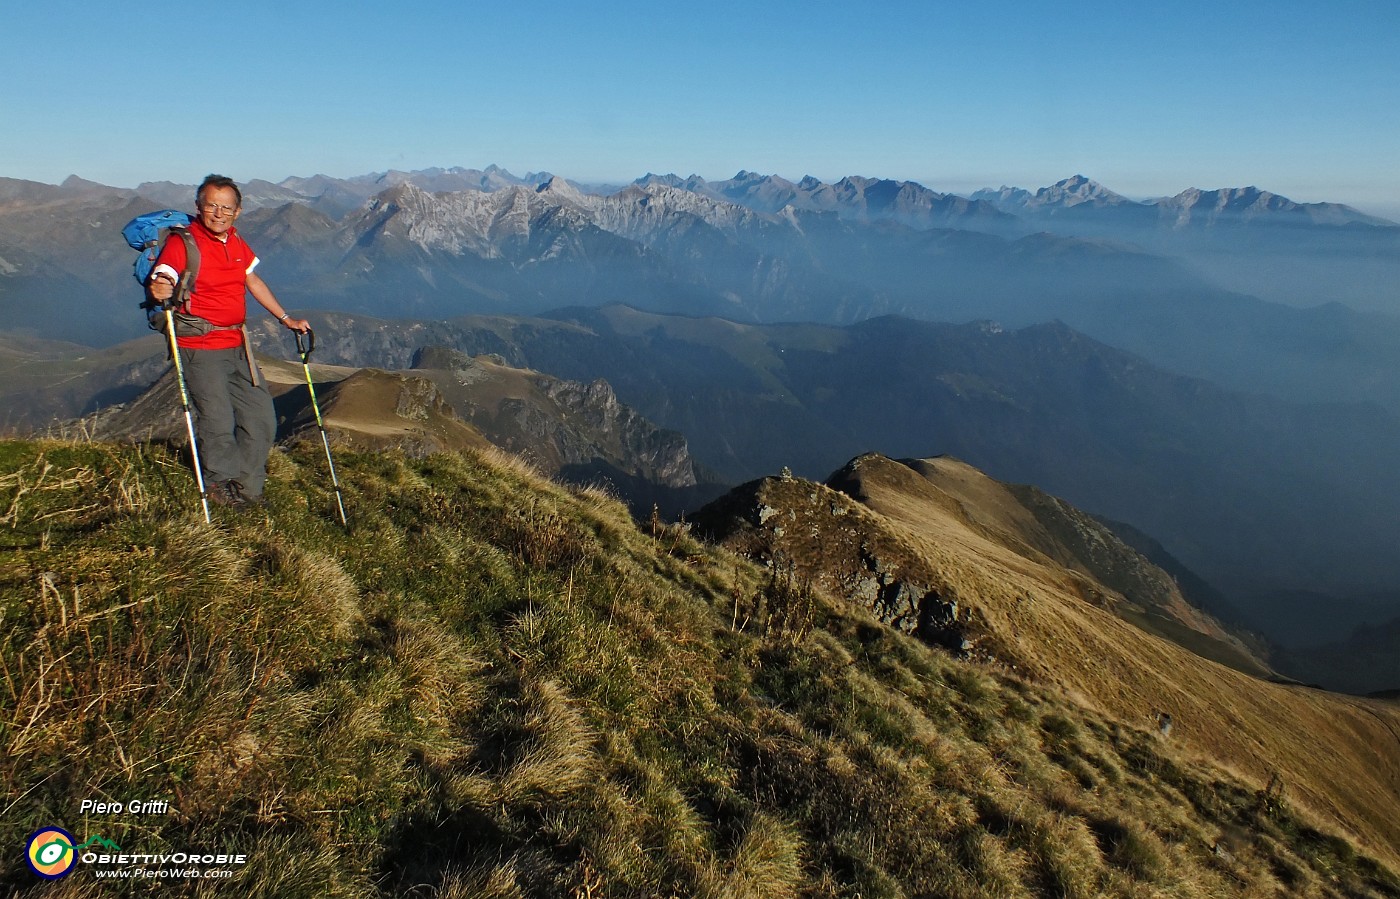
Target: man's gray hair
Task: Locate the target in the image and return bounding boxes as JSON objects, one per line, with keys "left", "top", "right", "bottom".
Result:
{"left": 196, "top": 174, "right": 242, "bottom": 208}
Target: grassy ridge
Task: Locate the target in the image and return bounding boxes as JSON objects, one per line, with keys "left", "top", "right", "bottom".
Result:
{"left": 1, "top": 439, "right": 1396, "bottom": 897}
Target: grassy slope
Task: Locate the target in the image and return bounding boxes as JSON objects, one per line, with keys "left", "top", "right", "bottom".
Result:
{"left": 822, "top": 454, "right": 1400, "bottom": 867}
{"left": 902, "top": 456, "right": 1258, "bottom": 658}
{"left": 1, "top": 438, "right": 1397, "bottom": 898}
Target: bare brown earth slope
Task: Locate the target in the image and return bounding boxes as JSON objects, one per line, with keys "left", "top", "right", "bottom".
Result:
{"left": 265, "top": 360, "right": 495, "bottom": 456}
{"left": 698, "top": 453, "right": 1400, "bottom": 869}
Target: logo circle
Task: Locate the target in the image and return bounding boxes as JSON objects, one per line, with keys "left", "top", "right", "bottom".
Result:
{"left": 25, "top": 827, "right": 77, "bottom": 879}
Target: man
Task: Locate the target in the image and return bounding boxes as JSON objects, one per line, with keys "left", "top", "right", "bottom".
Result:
{"left": 146, "top": 174, "right": 309, "bottom": 508}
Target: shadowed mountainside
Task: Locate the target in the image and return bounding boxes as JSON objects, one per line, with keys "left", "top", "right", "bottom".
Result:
{"left": 267, "top": 306, "right": 1400, "bottom": 643}
{"left": 81, "top": 347, "right": 724, "bottom": 521}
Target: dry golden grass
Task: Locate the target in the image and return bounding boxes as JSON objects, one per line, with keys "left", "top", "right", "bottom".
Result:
{"left": 256, "top": 538, "right": 364, "bottom": 639}
{"left": 2, "top": 438, "right": 1397, "bottom": 897}
{"left": 433, "top": 861, "right": 527, "bottom": 899}
{"left": 490, "top": 678, "right": 598, "bottom": 809}
{"left": 839, "top": 453, "right": 1400, "bottom": 872}
{"left": 695, "top": 812, "right": 805, "bottom": 899}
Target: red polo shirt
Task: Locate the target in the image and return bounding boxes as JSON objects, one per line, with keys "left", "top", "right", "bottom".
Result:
{"left": 154, "top": 220, "right": 260, "bottom": 350}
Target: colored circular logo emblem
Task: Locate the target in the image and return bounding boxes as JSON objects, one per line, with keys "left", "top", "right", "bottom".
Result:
{"left": 26, "top": 827, "right": 77, "bottom": 879}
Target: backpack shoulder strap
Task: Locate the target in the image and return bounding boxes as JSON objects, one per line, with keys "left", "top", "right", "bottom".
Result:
{"left": 169, "top": 226, "right": 201, "bottom": 308}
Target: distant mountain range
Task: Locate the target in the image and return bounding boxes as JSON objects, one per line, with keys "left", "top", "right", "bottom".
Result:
{"left": 972, "top": 173, "right": 1395, "bottom": 227}
{"left": 5, "top": 167, "right": 1400, "bottom": 413}
{"left": 7, "top": 165, "right": 1400, "bottom": 688}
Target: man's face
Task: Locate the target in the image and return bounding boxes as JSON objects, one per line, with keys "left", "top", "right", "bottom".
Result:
{"left": 197, "top": 185, "right": 241, "bottom": 236}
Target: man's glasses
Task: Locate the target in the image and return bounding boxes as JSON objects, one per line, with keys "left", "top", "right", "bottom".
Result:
{"left": 200, "top": 202, "right": 238, "bottom": 216}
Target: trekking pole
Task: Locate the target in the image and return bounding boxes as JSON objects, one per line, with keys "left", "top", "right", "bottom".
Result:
{"left": 163, "top": 305, "right": 211, "bottom": 523}
{"left": 295, "top": 328, "right": 348, "bottom": 527}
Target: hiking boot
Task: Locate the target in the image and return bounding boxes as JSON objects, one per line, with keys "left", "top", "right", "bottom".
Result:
{"left": 206, "top": 480, "right": 240, "bottom": 507}
{"left": 226, "top": 480, "right": 266, "bottom": 509}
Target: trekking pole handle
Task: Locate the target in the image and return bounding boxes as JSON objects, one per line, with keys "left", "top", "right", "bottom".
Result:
{"left": 295, "top": 327, "right": 315, "bottom": 360}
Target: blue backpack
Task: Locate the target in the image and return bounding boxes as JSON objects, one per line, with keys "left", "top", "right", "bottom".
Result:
{"left": 120, "top": 210, "right": 201, "bottom": 328}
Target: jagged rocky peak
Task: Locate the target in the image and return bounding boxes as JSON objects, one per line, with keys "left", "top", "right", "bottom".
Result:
{"left": 1160, "top": 186, "right": 1296, "bottom": 229}
{"left": 535, "top": 175, "right": 585, "bottom": 205}
{"left": 834, "top": 174, "right": 876, "bottom": 190}
{"left": 395, "top": 346, "right": 701, "bottom": 490}
{"left": 61, "top": 174, "right": 128, "bottom": 193}
{"left": 716, "top": 171, "right": 797, "bottom": 191}
{"left": 970, "top": 185, "right": 1035, "bottom": 210}
{"left": 1162, "top": 185, "right": 1395, "bottom": 227}
{"left": 538, "top": 374, "right": 623, "bottom": 415}
{"left": 535, "top": 373, "right": 699, "bottom": 487}
{"left": 350, "top": 180, "right": 533, "bottom": 255}
{"left": 356, "top": 181, "right": 432, "bottom": 229}
{"left": 1172, "top": 185, "right": 1283, "bottom": 209}
{"left": 635, "top": 173, "right": 682, "bottom": 187}
{"left": 1035, "top": 174, "right": 1131, "bottom": 207}
{"left": 370, "top": 179, "right": 429, "bottom": 207}
{"left": 633, "top": 172, "right": 710, "bottom": 193}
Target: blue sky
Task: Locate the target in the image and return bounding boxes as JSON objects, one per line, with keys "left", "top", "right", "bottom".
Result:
{"left": 3, "top": 0, "right": 1399, "bottom": 216}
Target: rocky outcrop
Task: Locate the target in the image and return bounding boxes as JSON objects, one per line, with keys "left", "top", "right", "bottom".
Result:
{"left": 693, "top": 473, "right": 979, "bottom": 653}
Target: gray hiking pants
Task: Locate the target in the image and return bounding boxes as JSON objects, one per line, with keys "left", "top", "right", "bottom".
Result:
{"left": 179, "top": 346, "right": 276, "bottom": 498}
